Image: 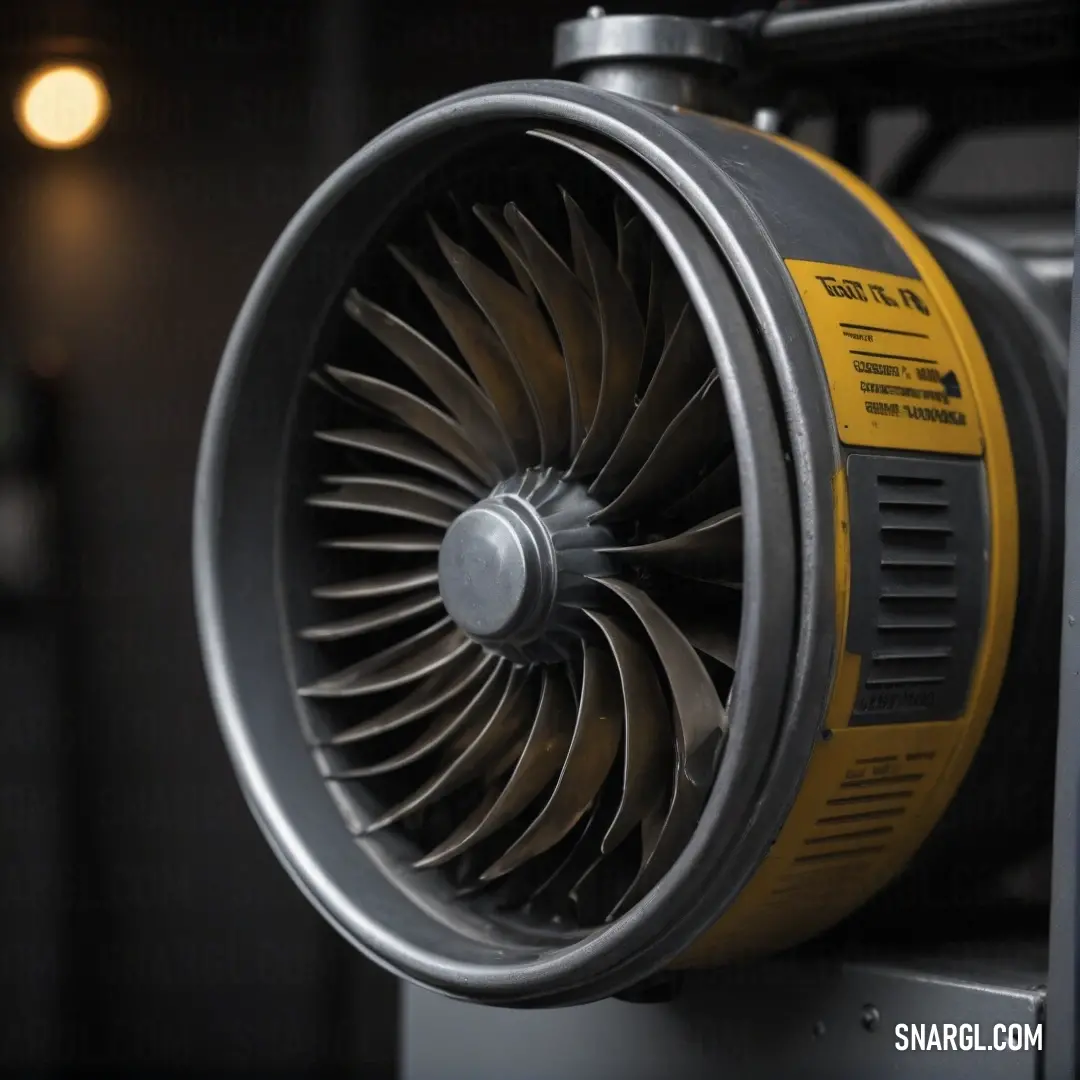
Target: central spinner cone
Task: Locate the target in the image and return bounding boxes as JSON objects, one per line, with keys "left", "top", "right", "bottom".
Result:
{"left": 438, "top": 468, "right": 614, "bottom": 663}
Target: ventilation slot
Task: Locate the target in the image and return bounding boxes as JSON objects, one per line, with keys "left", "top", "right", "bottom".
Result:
{"left": 846, "top": 454, "right": 987, "bottom": 725}
{"left": 764, "top": 751, "right": 938, "bottom": 905}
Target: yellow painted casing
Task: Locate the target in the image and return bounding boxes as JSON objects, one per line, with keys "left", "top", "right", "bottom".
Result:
{"left": 680, "top": 137, "right": 1019, "bottom": 965}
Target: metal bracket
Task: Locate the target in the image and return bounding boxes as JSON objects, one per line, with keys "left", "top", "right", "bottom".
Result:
{"left": 552, "top": 1, "right": 1077, "bottom": 120}
{"left": 552, "top": 11, "right": 746, "bottom": 116}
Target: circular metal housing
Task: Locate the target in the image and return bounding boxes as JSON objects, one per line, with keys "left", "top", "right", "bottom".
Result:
{"left": 194, "top": 79, "right": 1057, "bottom": 1005}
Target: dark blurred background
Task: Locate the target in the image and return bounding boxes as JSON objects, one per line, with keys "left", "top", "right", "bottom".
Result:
{"left": 0, "top": 2, "right": 600, "bottom": 1074}
{"left": 0, "top": 1, "right": 1075, "bottom": 1077}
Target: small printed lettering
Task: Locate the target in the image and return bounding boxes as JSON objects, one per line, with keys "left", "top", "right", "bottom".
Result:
{"left": 858, "top": 689, "right": 936, "bottom": 713}
{"left": 904, "top": 405, "right": 967, "bottom": 426}
{"left": 869, "top": 283, "right": 899, "bottom": 307}
{"left": 898, "top": 287, "right": 931, "bottom": 315}
{"left": 817, "top": 275, "right": 867, "bottom": 301}
{"left": 859, "top": 381, "right": 949, "bottom": 403}
{"left": 815, "top": 275, "right": 932, "bottom": 315}
{"left": 853, "top": 359, "right": 901, "bottom": 376}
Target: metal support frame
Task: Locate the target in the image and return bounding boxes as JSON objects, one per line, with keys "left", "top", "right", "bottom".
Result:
{"left": 404, "top": 943, "right": 1047, "bottom": 1080}
{"left": 1045, "top": 138, "right": 1080, "bottom": 1080}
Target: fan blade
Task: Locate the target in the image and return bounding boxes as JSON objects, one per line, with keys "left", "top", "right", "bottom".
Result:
{"left": 599, "top": 508, "right": 743, "bottom": 580}
{"left": 311, "top": 368, "right": 364, "bottom": 408}
{"left": 496, "top": 476, "right": 526, "bottom": 497}
{"left": 481, "top": 643, "right": 621, "bottom": 881}
{"left": 514, "top": 467, "right": 547, "bottom": 501}
{"left": 641, "top": 258, "right": 665, "bottom": 378}
{"left": 563, "top": 192, "right": 645, "bottom": 479}
{"left": 313, "top": 621, "right": 460, "bottom": 709}
{"left": 391, "top": 247, "right": 540, "bottom": 464}
{"left": 591, "top": 374, "right": 726, "bottom": 524}
{"left": 677, "top": 620, "right": 739, "bottom": 669}
{"left": 300, "top": 623, "right": 473, "bottom": 698}
{"left": 300, "top": 587, "right": 443, "bottom": 641}
{"left": 662, "top": 452, "right": 739, "bottom": 524}
{"left": 616, "top": 214, "right": 650, "bottom": 306}
{"left": 590, "top": 305, "right": 710, "bottom": 501}
{"left": 641, "top": 252, "right": 687, "bottom": 386}
{"left": 583, "top": 610, "right": 670, "bottom": 853}
{"left": 525, "top": 775, "right": 620, "bottom": 906}
{"left": 415, "top": 667, "right": 576, "bottom": 868}
{"left": 549, "top": 523, "right": 610, "bottom": 553}
{"left": 312, "top": 565, "right": 440, "bottom": 601}
{"left": 609, "top": 762, "right": 711, "bottom": 919}
{"left": 431, "top": 219, "right": 570, "bottom": 463}
{"left": 332, "top": 662, "right": 508, "bottom": 778}
{"left": 592, "top": 576, "right": 726, "bottom": 784}
{"left": 503, "top": 203, "right": 601, "bottom": 454}
{"left": 320, "top": 473, "right": 472, "bottom": 513}
{"left": 331, "top": 651, "right": 494, "bottom": 744}
{"left": 322, "top": 532, "right": 443, "bottom": 554}
{"left": 343, "top": 290, "right": 517, "bottom": 475}
{"left": 422, "top": 790, "right": 506, "bottom": 879}
{"left": 567, "top": 198, "right": 596, "bottom": 302}
{"left": 659, "top": 262, "right": 688, "bottom": 340}
{"left": 481, "top": 729, "right": 530, "bottom": 784}
{"left": 325, "top": 366, "right": 499, "bottom": 484}
{"left": 527, "top": 467, "right": 563, "bottom": 508}
{"left": 314, "top": 429, "right": 488, "bottom": 498}
{"left": 308, "top": 484, "right": 456, "bottom": 529}
{"left": 364, "top": 666, "right": 536, "bottom": 833}
{"left": 535, "top": 483, "right": 567, "bottom": 512}
{"left": 473, "top": 204, "right": 537, "bottom": 303}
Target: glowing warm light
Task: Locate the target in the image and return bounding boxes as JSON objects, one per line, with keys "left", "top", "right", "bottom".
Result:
{"left": 15, "top": 64, "right": 110, "bottom": 150}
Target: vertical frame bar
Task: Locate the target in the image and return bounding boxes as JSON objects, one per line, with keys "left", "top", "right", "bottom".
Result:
{"left": 1046, "top": 136, "right": 1080, "bottom": 1080}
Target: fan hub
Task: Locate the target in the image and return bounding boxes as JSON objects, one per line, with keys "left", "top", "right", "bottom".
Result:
{"left": 437, "top": 469, "right": 613, "bottom": 662}
{"left": 438, "top": 494, "right": 556, "bottom": 644}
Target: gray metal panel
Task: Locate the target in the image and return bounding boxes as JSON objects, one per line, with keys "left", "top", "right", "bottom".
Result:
{"left": 1046, "top": 145, "right": 1080, "bottom": 1080}
{"left": 404, "top": 944, "right": 1045, "bottom": 1080}
{"left": 665, "top": 111, "right": 918, "bottom": 276}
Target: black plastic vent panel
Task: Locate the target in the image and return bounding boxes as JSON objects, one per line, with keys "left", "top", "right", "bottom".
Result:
{"left": 846, "top": 452, "right": 987, "bottom": 726}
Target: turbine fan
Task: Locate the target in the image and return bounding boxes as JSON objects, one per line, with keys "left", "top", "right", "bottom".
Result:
{"left": 200, "top": 84, "right": 1062, "bottom": 1003}
{"left": 296, "top": 178, "right": 743, "bottom": 927}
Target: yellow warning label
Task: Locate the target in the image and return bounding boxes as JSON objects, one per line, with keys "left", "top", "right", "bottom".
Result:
{"left": 785, "top": 259, "right": 984, "bottom": 456}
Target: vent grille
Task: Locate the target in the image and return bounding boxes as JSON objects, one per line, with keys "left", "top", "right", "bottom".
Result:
{"left": 846, "top": 454, "right": 987, "bottom": 725}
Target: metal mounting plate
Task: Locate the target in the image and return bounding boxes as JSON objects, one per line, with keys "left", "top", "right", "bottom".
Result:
{"left": 404, "top": 940, "right": 1047, "bottom": 1080}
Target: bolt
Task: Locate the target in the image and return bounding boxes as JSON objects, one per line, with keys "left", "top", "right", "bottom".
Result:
{"left": 1069, "top": 615, "right": 1076, "bottom": 627}
{"left": 586, "top": 5, "right": 606, "bottom": 17}
{"left": 812, "top": 1020, "right": 826, "bottom": 1038}
{"left": 861, "top": 1005, "right": 880, "bottom": 1033}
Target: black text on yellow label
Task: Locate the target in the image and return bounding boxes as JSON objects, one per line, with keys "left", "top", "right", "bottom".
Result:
{"left": 785, "top": 259, "right": 984, "bottom": 456}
